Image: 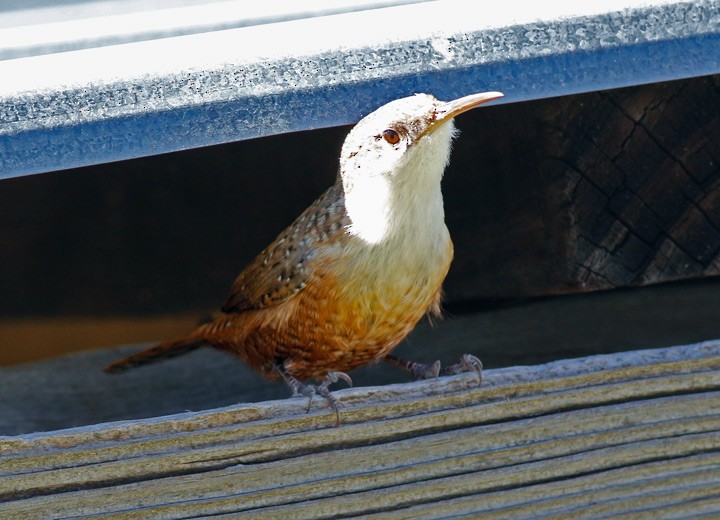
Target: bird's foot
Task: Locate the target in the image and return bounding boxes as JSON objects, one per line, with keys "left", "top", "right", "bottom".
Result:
{"left": 385, "top": 353, "right": 482, "bottom": 384}
{"left": 442, "top": 354, "right": 483, "bottom": 384}
{"left": 276, "top": 364, "right": 352, "bottom": 425}
{"left": 384, "top": 354, "right": 441, "bottom": 380}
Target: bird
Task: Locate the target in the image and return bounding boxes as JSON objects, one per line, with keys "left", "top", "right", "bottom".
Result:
{"left": 104, "top": 91, "right": 504, "bottom": 423}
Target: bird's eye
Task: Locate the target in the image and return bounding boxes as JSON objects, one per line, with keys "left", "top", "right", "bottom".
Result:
{"left": 382, "top": 129, "right": 400, "bottom": 145}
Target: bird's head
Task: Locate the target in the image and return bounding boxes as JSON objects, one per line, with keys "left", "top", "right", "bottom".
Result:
{"left": 339, "top": 91, "right": 503, "bottom": 244}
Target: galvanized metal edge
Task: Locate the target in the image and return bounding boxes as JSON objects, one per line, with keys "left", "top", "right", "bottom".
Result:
{"left": 1, "top": 0, "right": 718, "bottom": 178}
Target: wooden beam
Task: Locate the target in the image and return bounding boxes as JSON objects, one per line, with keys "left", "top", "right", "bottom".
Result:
{"left": 446, "top": 74, "right": 720, "bottom": 299}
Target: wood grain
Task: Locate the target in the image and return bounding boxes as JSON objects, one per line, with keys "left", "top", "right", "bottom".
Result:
{"left": 551, "top": 75, "right": 720, "bottom": 290}
{"left": 2, "top": 342, "right": 718, "bottom": 518}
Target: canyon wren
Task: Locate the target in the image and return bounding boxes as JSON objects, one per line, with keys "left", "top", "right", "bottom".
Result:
{"left": 105, "top": 91, "right": 504, "bottom": 422}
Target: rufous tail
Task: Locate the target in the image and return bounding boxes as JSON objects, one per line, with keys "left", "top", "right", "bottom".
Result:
{"left": 103, "top": 337, "right": 204, "bottom": 373}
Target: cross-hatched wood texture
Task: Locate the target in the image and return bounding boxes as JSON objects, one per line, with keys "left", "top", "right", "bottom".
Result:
{"left": 449, "top": 75, "right": 720, "bottom": 299}
{"left": 548, "top": 75, "right": 720, "bottom": 290}
{"left": 1, "top": 342, "right": 719, "bottom": 518}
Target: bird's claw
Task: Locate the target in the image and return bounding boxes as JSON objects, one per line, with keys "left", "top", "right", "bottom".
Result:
{"left": 324, "top": 371, "right": 353, "bottom": 388}
{"left": 384, "top": 354, "right": 440, "bottom": 380}
{"left": 279, "top": 366, "right": 352, "bottom": 425}
{"left": 385, "top": 353, "right": 482, "bottom": 385}
{"left": 311, "top": 371, "right": 353, "bottom": 425}
{"left": 411, "top": 360, "right": 441, "bottom": 380}
{"left": 442, "top": 354, "right": 483, "bottom": 384}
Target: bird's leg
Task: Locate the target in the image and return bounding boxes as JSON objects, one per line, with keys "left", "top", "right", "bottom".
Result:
{"left": 275, "top": 362, "right": 315, "bottom": 410}
{"left": 384, "top": 353, "right": 482, "bottom": 384}
{"left": 384, "top": 354, "right": 441, "bottom": 380}
{"left": 317, "top": 371, "right": 353, "bottom": 426}
{"left": 274, "top": 362, "right": 352, "bottom": 425}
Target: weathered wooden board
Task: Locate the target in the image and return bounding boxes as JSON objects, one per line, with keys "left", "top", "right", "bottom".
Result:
{"left": 449, "top": 73, "right": 720, "bottom": 299}
{"left": 2, "top": 342, "right": 719, "bottom": 518}
{"left": 551, "top": 75, "right": 720, "bottom": 291}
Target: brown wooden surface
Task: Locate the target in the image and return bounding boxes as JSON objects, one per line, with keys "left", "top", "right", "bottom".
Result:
{"left": 551, "top": 76, "right": 720, "bottom": 290}
{"left": 2, "top": 342, "right": 719, "bottom": 519}
{"left": 448, "top": 74, "right": 720, "bottom": 299}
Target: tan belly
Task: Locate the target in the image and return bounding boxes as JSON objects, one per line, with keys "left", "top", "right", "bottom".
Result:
{"left": 208, "top": 239, "right": 453, "bottom": 381}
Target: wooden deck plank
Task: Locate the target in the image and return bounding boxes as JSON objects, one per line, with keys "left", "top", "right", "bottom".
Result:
{"left": 364, "top": 454, "right": 720, "bottom": 519}
{"left": 5, "top": 395, "right": 719, "bottom": 513}
{"left": 1, "top": 342, "right": 718, "bottom": 518}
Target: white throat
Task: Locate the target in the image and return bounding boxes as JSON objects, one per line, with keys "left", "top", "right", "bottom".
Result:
{"left": 344, "top": 122, "right": 455, "bottom": 246}
{"left": 345, "top": 174, "right": 392, "bottom": 244}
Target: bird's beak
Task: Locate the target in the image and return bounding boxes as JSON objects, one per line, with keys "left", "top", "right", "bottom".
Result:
{"left": 421, "top": 91, "right": 504, "bottom": 138}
